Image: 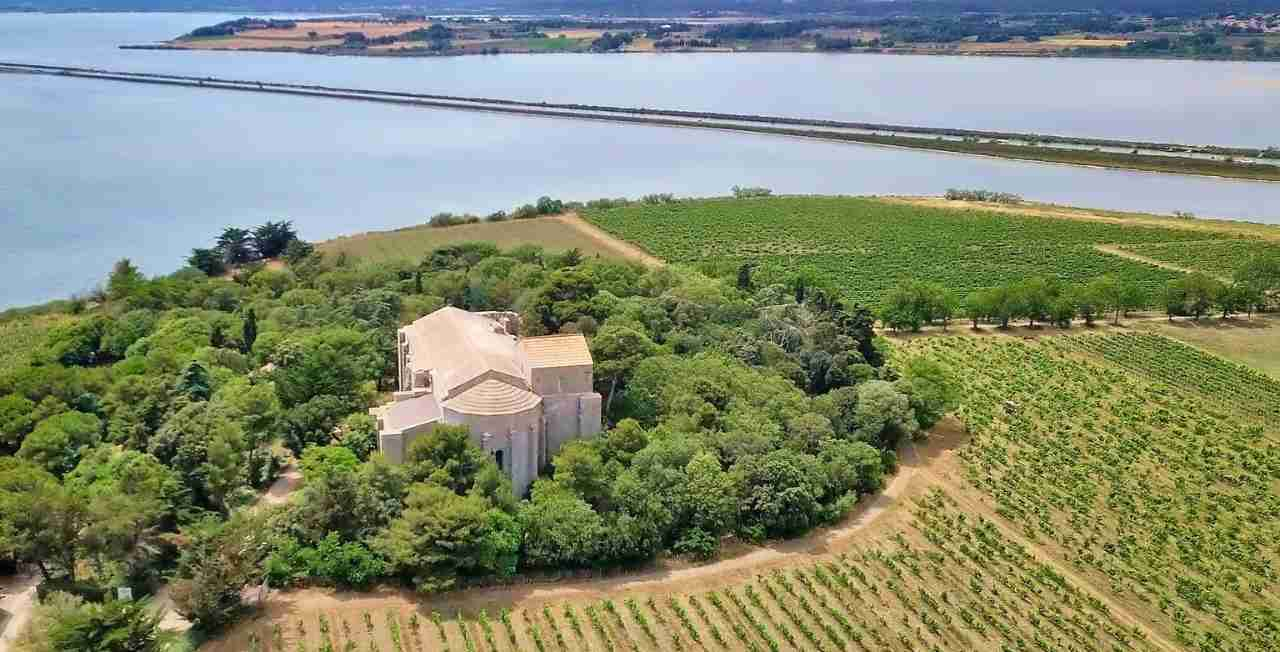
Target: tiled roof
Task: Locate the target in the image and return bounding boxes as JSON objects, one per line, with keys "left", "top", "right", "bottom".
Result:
{"left": 443, "top": 379, "right": 542, "bottom": 416}
{"left": 403, "top": 307, "right": 528, "bottom": 399}
{"left": 520, "top": 333, "right": 594, "bottom": 368}
{"left": 380, "top": 393, "right": 441, "bottom": 434}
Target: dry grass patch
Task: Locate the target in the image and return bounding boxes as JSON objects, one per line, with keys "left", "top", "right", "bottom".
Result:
{"left": 318, "top": 216, "right": 624, "bottom": 263}
{"left": 1138, "top": 313, "right": 1280, "bottom": 378}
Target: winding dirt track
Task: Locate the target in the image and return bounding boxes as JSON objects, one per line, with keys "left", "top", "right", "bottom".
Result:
{"left": 209, "top": 424, "right": 964, "bottom": 632}
{"left": 550, "top": 213, "right": 665, "bottom": 268}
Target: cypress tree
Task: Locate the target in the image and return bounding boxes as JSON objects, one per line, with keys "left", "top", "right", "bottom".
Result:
{"left": 242, "top": 308, "right": 258, "bottom": 354}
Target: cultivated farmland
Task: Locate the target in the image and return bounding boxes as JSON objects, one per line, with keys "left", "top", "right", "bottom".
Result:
{"left": 209, "top": 331, "right": 1280, "bottom": 652}
{"left": 584, "top": 196, "right": 1255, "bottom": 303}
{"left": 1115, "top": 239, "right": 1280, "bottom": 278}
{"left": 899, "top": 335, "right": 1280, "bottom": 650}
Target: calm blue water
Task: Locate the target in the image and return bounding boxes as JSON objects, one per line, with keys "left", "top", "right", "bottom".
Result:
{"left": 2, "top": 12, "right": 1279, "bottom": 308}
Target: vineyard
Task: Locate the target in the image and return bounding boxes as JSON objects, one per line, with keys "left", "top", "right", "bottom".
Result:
{"left": 1114, "top": 240, "right": 1280, "bottom": 278}
{"left": 896, "top": 335, "right": 1280, "bottom": 651}
{"left": 208, "top": 330, "right": 1280, "bottom": 652}
{"left": 583, "top": 196, "right": 1243, "bottom": 304}
{"left": 210, "top": 487, "right": 1155, "bottom": 652}
{"left": 1057, "top": 332, "right": 1280, "bottom": 423}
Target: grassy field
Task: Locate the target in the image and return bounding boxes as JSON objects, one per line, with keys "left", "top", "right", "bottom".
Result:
{"left": 318, "top": 217, "right": 620, "bottom": 263}
{"left": 584, "top": 196, "right": 1259, "bottom": 304}
{"left": 1115, "top": 239, "right": 1280, "bottom": 278}
{"left": 207, "top": 331, "right": 1280, "bottom": 652}
{"left": 511, "top": 36, "right": 590, "bottom": 52}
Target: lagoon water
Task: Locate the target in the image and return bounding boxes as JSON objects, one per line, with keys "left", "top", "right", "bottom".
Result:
{"left": 2, "top": 12, "right": 1279, "bottom": 307}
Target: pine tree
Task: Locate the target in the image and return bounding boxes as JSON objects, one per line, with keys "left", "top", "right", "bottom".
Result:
{"left": 175, "top": 361, "right": 211, "bottom": 401}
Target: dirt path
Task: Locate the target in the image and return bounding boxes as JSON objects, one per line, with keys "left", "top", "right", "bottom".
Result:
{"left": 0, "top": 572, "right": 39, "bottom": 652}
{"left": 550, "top": 213, "right": 665, "bottom": 268}
{"left": 203, "top": 421, "right": 966, "bottom": 642}
{"left": 256, "top": 464, "right": 303, "bottom": 508}
{"left": 1095, "top": 242, "right": 1223, "bottom": 276}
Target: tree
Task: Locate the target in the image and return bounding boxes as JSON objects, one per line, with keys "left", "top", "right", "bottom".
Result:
{"left": 518, "top": 481, "right": 603, "bottom": 568}
{"left": 0, "top": 458, "right": 88, "bottom": 580}
{"left": 174, "top": 360, "right": 211, "bottom": 401}
{"left": 251, "top": 220, "right": 298, "bottom": 259}
{"left": 964, "top": 289, "right": 994, "bottom": 329}
{"left": 1016, "top": 277, "right": 1053, "bottom": 328}
{"left": 736, "top": 262, "right": 756, "bottom": 291}
{"left": 18, "top": 411, "right": 102, "bottom": 476}
{"left": 241, "top": 307, "right": 258, "bottom": 354}
{"left": 853, "top": 380, "right": 918, "bottom": 450}
{"left": 731, "top": 449, "right": 826, "bottom": 539}
{"left": 680, "top": 452, "right": 737, "bottom": 545}
{"left": 148, "top": 401, "right": 247, "bottom": 513}
{"left": 101, "top": 309, "right": 158, "bottom": 360}
{"left": 107, "top": 259, "right": 145, "bottom": 302}
{"left": 290, "top": 457, "right": 407, "bottom": 544}
{"left": 590, "top": 323, "right": 657, "bottom": 418}
{"left": 1160, "top": 278, "right": 1187, "bottom": 320}
{"left": 819, "top": 439, "right": 884, "bottom": 498}
{"left": 881, "top": 280, "right": 956, "bottom": 332}
{"left": 894, "top": 357, "right": 958, "bottom": 431}
{"left": 0, "top": 394, "right": 37, "bottom": 453}
{"left": 299, "top": 445, "right": 360, "bottom": 482}
{"left": 216, "top": 227, "right": 255, "bottom": 265}
{"left": 67, "top": 447, "right": 186, "bottom": 584}
{"left": 1049, "top": 290, "right": 1077, "bottom": 328}
{"left": 187, "top": 248, "right": 226, "bottom": 277}
{"left": 338, "top": 413, "right": 379, "bottom": 461}
{"left": 280, "top": 395, "right": 351, "bottom": 455}
{"left": 15, "top": 592, "right": 166, "bottom": 652}
{"left": 282, "top": 239, "right": 316, "bottom": 266}
{"left": 405, "top": 424, "right": 491, "bottom": 494}
{"left": 785, "top": 413, "right": 836, "bottom": 454}
{"left": 526, "top": 269, "right": 597, "bottom": 334}
{"left": 535, "top": 196, "right": 564, "bottom": 215}
{"left": 1182, "top": 272, "right": 1221, "bottom": 320}
{"left": 1235, "top": 253, "right": 1280, "bottom": 310}
{"left": 374, "top": 483, "right": 519, "bottom": 591}
{"left": 1217, "top": 281, "right": 1255, "bottom": 318}
{"left": 168, "top": 511, "right": 273, "bottom": 631}
{"left": 552, "top": 441, "right": 609, "bottom": 508}
{"left": 1086, "top": 275, "right": 1142, "bottom": 325}
{"left": 983, "top": 284, "right": 1019, "bottom": 328}
{"left": 1073, "top": 284, "right": 1101, "bottom": 326}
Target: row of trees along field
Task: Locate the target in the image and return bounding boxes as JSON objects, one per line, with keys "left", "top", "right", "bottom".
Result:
{"left": 880, "top": 251, "right": 1280, "bottom": 332}
{"left": 0, "top": 233, "right": 958, "bottom": 646}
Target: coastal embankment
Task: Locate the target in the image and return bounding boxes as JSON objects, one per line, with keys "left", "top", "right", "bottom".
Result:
{"left": 3, "top": 61, "right": 1279, "bottom": 181}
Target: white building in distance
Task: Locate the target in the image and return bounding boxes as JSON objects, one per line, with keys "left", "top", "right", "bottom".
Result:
{"left": 373, "top": 306, "right": 602, "bottom": 495}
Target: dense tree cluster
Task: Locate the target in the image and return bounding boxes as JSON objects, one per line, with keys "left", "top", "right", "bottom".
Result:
{"left": 1160, "top": 254, "right": 1280, "bottom": 320}
{"left": 187, "top": 221, "right": 302, "bottom": 276}
{"left": 0, "top": 234, "right": 960, "bottom": 639}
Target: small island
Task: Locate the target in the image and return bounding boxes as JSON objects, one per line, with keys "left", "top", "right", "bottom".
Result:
{"left": 132, "top": 12, "right": 1280, "bottom": 60}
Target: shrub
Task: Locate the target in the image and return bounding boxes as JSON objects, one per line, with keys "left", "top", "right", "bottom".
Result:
{"left": 943, "top": 188, "right": 1023, "bottom": 204}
